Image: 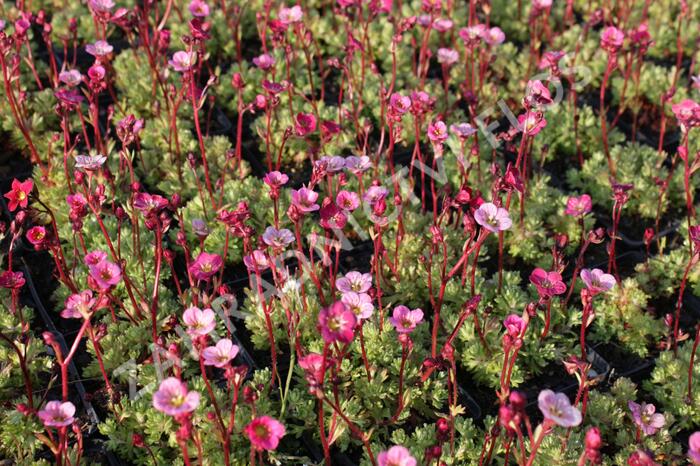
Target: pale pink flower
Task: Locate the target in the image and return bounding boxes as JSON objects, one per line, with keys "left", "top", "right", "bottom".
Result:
{"left": 188, "top": 0, "right": 210, "bottom": 17}
{"left": 88, "top": 0, "right": 114, "bottom": 12}
{"left": 629, "top": 401, "right": 665, "bottom": 436}
{"left": 85, "top": 40, "right": 113, "bottom": 57}
{"left": 279, "top": 5, "right": 303, "bottom": 24}
{"left": 152, "top": 377, "right": 200, "bottom": 416}
{"left": 38, "top": 401, "right": 75, "bottom": 427}
{"left": 244, "top": 250, "right": 270, "bottom": 271}
{"left": 202, "top": 338, "right": 239, "bottom": 367}
{"left": 363, "top": 186, "right": 388, "bottom": 205}
{"left": 688, "top": 432, "right": 700, "bottom": 465}
{"left": 483, "top": 27, "right": 505, "bottom": 46}
{"left": 291, "top": 186, "right": 320, "bottom": 212}
{"left": 377, "top": 445, "right": 417, "bottom": 466}
{"left": 672, "top": 99, "right": 700, "bottom": 128}
{"left": 341, "top": 291, "right": 374, "bottom": 320}
{"left": 89, "top": 260, "right": 122, "bottom": 290}
{"left": 344, "top": 155, "right": 372, "bottom": 175}
{"left": 169, "top": 51, "right": 197, "bottom": 72}
{"left": 437, "top": 48, "right": 459, "bottom": 66}
{"left": 59, "top": 69, "right": 83, "bottom": 87}
{"left": 336, "top": 190, "right": 360, "bottom": 211}
{"left": 61, "top": 290, "right": 96, "bottom": 319}
{"left": 450, "top": 122, "right": 477, "bottom": 139}
{"left": 319, "top": 155, "right": 346, "bottom": 173}
{"left": 580, "top": 269, "right": 616, "bottom": 295}
{"left": 244, "top": 416, "right": 286, "bottom": 451}
{"left": 262, "top": 227, "right": 295, "bottom": 249}
{"left": 336, "top": 271, "right": 372, "bottom": 293}
{"left": 474, "top": 202, "right": 512, "bottom": 233}
{"left": 433, "top": 18, "right": 453, "bottom": 32}
{"left": 253, "top": 53, "right": 275, "bottom": 70}
{"left": 263, "top": 171, "right": 289, "bottom": 188}
{"left": 389, "top": 305, "right": 424, "bottom": 334}
{"left": 183, "top": 306, "right": 216, "bottom": 336}
{"left": 538, "top": 390, "right": 582, "bottom": 427}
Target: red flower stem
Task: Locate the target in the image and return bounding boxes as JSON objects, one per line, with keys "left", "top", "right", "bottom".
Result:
{"left": 600, "top": 56, "right": 617, "bottom": 178}
{"left": 688, "top": 324, "right": 700, "bottom": 401}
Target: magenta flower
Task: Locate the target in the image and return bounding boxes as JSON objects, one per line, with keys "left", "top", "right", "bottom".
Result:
{"left": 291, "top": 186, "right": 320, "bottom": 212}
{"left": 319, "top": 200, "right": 347, "bottom": 230}
{"left": 189, "top": 252, "right": 223, "bottom": 281}
{"left": 61, "top": 290, "right": 96, "bottom": 319}
{"left": 629, "top": 401, "right": 665, "bottom": 436}
{"left": 565, "top": 194, "right": 592, "bottom": 216}
{"left": 169, "top": 51, "right": 197, "bottom": 72}
{"left": 427, "top": 120, "right": 449, "bottom": 143}
{"left": 26, "top": 226, "right": 47, "bottom": 247}
{"left": 263, "top": 171, "right": 289, "bottom": 188}
{"left": 84, "top": 250, "right": 107, "bottom": 267}
{"left": 183, "top": 306, "right": 216, "bottom": 336}
{"left": 483, "top": 26, "right": 505, "bottom": 45}
{"left": 688, "top": 432, "right": 700, "bottom": 465}
{"left": 188, "top": 0, "right": 210, "bottom": 17}
{"left": 279, "top": 5, "right": 303, "bottom": 24}
{"left": 89, "top": 260, "right": 122, "bottom": 290}
{"left": 336, "top": 271, "right": 372, "bottom": 293}
{"left": 262, "top": 227, "right": 295, "bottom": 249}
{"left": 299, "top": 352, "right": 324, "bottom": 388}
{"left": 59, "top": 69, "right": 83, "bottom": 87}
{"left": 671, "top": 99, "right": 700, "bottom": 128}
{"left": 244, "top": 416, "right": 286, "bottom": 451}
{"left": 152, "top": 377, "right": 200, "bottom": 416}
{"left": 377, "top": 446, "right": 417, "bottom": 466}
{"left": 318, "top": 301, "right": 357, "bottom": 344}
{"left": 253, "top": 53, "right": 275, "bottom": 70}
{"left": 524, "top": 80, "right": 553, "bottom": 109}
{"left": 202, "top": 338, "right": 239, "bottom": 367}
{"left": 341, "top": 291, "right": 374, "bottom": 320}
{"left": 600, "top": 26, "right": 625, "bottom": 54}
{"left": 503, "top": 314, "right": 525, "bottom": 338}
{"left": 529, "top": 268, "right": 566, "bottom": 297}
{"left": 474, "top": 202, "right": 512, "bottom": 233}
{"left": 294, "top": 112, "right": 317, "bottom": 136}
{"left": 389, "top": 305, "right": 424, "bottom": 334}
{"left": 0, "top": 270, "right": 25, "bottom": 289}
{"left": 518, "top": 111, "right": 547, "bottom": 135}
{"left": 244, "top": 250, "right": 270, "bottom": 271}
{"left": 38, "top": 401, "right": 75, "bottom": 427}
{"left": 85, "top": 40, "right": 113, "bottom": 57}
{"left": 336, "top": 190, "right": 360, "bottom": 211}
{"left": 4, "top": 178, "right": 33, "bottom": 211}
{"left": 437, "top": 48, "right": 459, "bottom": 66}
{"left": 389, "top": 93, "right": 412, "bottom": 115}
{"left": 538, "top": 390, "right": 582, "bottom": 427}
{"left": 580, "top": 268, "right": 616, "bottom": 295}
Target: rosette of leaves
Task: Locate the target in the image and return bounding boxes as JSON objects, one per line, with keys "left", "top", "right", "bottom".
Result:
{"left": 644, "top": 342, "right": 700, "bottom": 429}
{"left": 588, "top": 277, "right": 664, "bottom": 358}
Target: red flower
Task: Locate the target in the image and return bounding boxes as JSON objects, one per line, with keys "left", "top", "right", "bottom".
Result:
{"left": 4, "top": 178, "right": 33, "bottom": 211}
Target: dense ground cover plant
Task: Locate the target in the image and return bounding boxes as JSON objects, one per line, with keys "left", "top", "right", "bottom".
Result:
{"left": 0, "top": 0, "right": 700, "bottom": 464}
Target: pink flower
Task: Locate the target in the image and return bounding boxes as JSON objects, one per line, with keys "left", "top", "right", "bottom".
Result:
{"left": 4, "top": 178, "right": 33, "bottom": 211}
{"left": 262, "top": 227, "right": 294, "bottom": 249}
{"left": 183, "top": 306, "right": 216, "bottom": 336}
{"left": 336, "top": 271, "right": 372, "bottom": 293}
{"left": 169, "top": 51, "right": 197, "bottom": 72}
{"left": 61, "top": 290, "right": 96, "bottom": 319}
{"left": 279, "top": 5, "right": 303, "bottom": 24}
{"left": 85, "top": 40, "right": 113, "bottom": 57}
{"left": 580, "top": 268, "right": 616, "bottom": 295}
{"left": 38, "top": 401, "right": 75, "bottom": 427}
{"left": 263, "top": 171, "right": 289, "bottom": 188}
{"left": 433, "top": 18, "right": 453, "bottom": 32}
{"left": 459, "top": 24, "right": 487, "bottom": 46}
{"left": 539, "top": 50, "right": 566, "bottom": 70}
{"left": 88, "top": 0, "right": 114, "bottom": 12}
{"left": 538, "top": 390, "right": 582, "bottom": 427}
{"left": 84, "top": 250, "right": 107, "bottom": 267}
{"left": 253, "top": 53, "right": 275, "bottom": 70}
{"left": 318, "top": 301, "right": 357, "bottom": 343}
{"left": 389, "top": 93, "right": 412, "bottom": 115}
{"left": 518, "top": 111, "right": 547, "bottom": 135}
{"left": 294, "top": 112, "right": 316, "bottom": 136}
{"left": 291, "top": 186, "right": 320, "bottom": 212}
{"left": 152, "top": 377, "right": 200, "bottom": 416}
{"left": 531, "top": 0, "right": 552, "bottom": 10}
{"left": 377, "top": 446, "right": 417, "bottom": 466}
{"left": 503, "top": 314, "right": 525, "bottom": 337}
{"left": 474, "top": 202, "right": 512, "bottom": 233}
{"left": 133, "top": 192, "right": 169, "bottom": 216}
{"left": 529, "top": 269, "right": 566, "bottom": 297}
{"left": 628, "top": 401, "right": 665, "bottom": 436}
{"left": 341, "top": 291, "right": 374, "bottom": 320}
{"left": 688, "top": 431, "right": 700, "bottom": 465}
{"left": 26, "top": 226, "right": 47, "bottom": 247}
{"left": 188, "top": 0, "right": 210, "bottom": 17}
{"left": 437, "top": 48, "right": 459, "bottom": 66}
{"left": 299, "top": 352, "right": 324, "bottom": 389}
{"left": 427, "top": 120, "right": 449, "bottom": 143}
{"left": 363, "top": 186, "right": 388, "bottom": 205}
{"left": 344, "top": 155, "right": 371, "bottom": 175}
{"left": 89, "top": 260, "right": 122, "bottom": 290}
{"left": 244, "top": 250, "right": 270, "bottom": 271}
{"left": 565, "top": 194, "right": 592, "bottom": 216}
{"left": 189, "top": 252, "right": 223, "bottom": 281}
{"left": 59, "top": 69, "right": 83, "bottom": 87}
{"left": 524, "top": 80, "right": 553, "bottom": 108}
{"left": 483, "top": 27, "right": 505, "bottom": 46}
{"left": 600, "top": 26, "right": 625, "bottom": 54}
{"left": 336, "top": 190, "right": 360, "bottom": 211}
{"left": 671, "top": 99, "right": 700, "bottom": 128}
{"left": 389, "top": 305, "right": 424, "bottom": 334}
{"left": 244, "top": 416, "right": 286, "bottom": 451}
{"left": 201, "top": 338, "right": 239, "bottom": 367}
